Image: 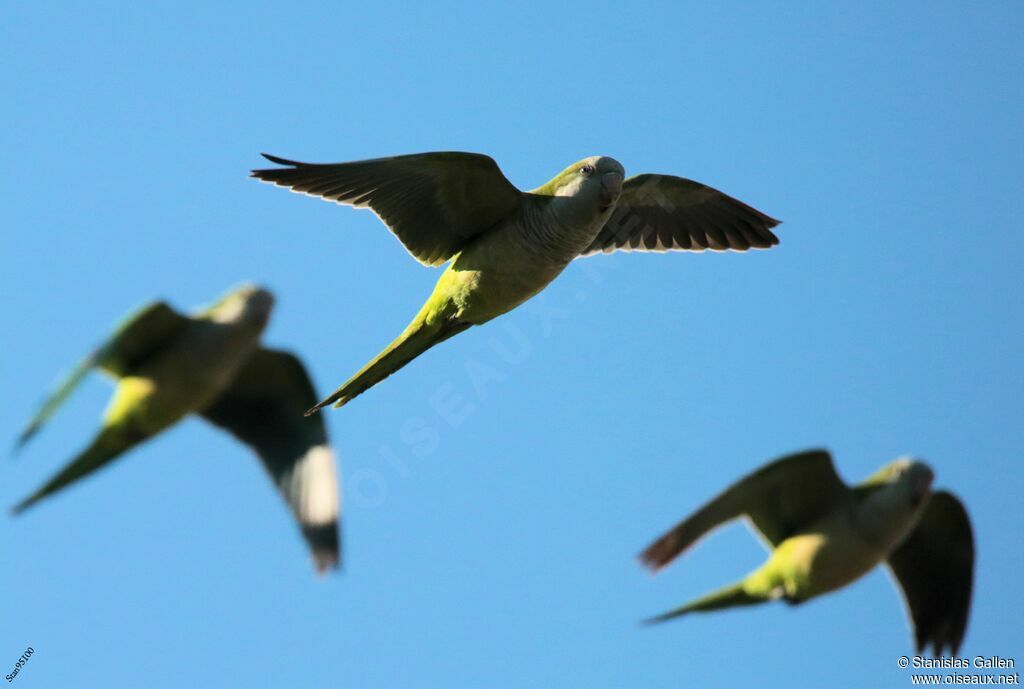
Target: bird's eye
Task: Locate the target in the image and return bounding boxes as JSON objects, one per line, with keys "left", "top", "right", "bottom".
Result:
{"left": 580, "top": 164, "right": 595, "bottom": 176}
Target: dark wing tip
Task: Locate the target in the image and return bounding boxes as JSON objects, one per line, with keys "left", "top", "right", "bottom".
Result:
{"left": 251, "top": 153, "right": 310, "bottom": 180}
{"left": 749, "top": 211, "right": 781, "bottom": 244}
{"left": 260, "top": 152, "right": 303, "bottom": 167}
{"left": 917, "top": 624, "right": 966, "bottom": 658}
{"left": 918, "top": 637, "right": 953, "bottom": 658}
{"left": 304, "top": 522, "right": 341, "bottom": 574}
{"left": 747, "top": 217, "right": 781, "bottom": 248}
{"left": 313, "top": 548, "right": 341, "bottom": 574}
{"left": 637, "top": 538, "right": 674, "bottom": 573}
{"left": 709, "top": 194, "right": 782, "bottom": 250}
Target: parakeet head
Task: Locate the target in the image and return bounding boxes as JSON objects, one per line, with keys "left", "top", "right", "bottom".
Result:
{"left": 858, "top": 458, "right": 935, "bottom": 545}
{"left": 870, "top": 457, "right": 935, "bottom": 505}
{"left": 533, "top": 156, "right": 626, "bottom": 219}
{"left": 206, "top": 283, "right": 276, "bottom": 330}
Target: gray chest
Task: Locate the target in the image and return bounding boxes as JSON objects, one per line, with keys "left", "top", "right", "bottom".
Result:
{"left": 512, "top": 202, "right": 610, "bottom": 264}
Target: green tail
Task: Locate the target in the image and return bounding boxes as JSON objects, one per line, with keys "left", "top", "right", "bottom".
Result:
{"left": 308, "top": 316, "right": 470, "bottom": 414}
{"left": 12, "top": 425, "right": 148, "bottom": 514}
{"left": 643, "top": 580, "right": 769, "bottom": 625}
{"left": 16, "top": 355, "right": 95, "bottom": 451}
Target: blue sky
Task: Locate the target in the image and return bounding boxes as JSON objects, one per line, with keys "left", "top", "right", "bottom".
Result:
{"left": 2, "top": 2, "right": 1022, "bottom": 687}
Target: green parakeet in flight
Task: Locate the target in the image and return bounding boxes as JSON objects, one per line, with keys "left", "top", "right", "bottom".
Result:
{"left": 251, "top": 152, "right": 781, "bottom": 414}
{"left": 638, "top": 449, "right": 974, "bottom": 656}
{"left": 14, "top": 284, "right": 342, "bottom": 573}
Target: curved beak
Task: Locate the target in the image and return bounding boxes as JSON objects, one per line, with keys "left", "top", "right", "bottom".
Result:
{"left": 599, "top": 172, "right": 624, "bottom": 210}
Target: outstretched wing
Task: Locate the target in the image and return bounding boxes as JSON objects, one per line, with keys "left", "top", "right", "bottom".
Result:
{"left": 887, "top": 490, "right": 974, "bottom": 656}
{"left": 639, "top": 449, "right": 847, "bottom": 571}
{"left": 581, "top": 174, "right": 780, "bottom": 256}
{"left": 16, "top": 301, "right": 189, "bottom": 449}
{"left": 200, "top": 348, "right": 342, "bottom": 572}
{"left": 251, "top": 151, "right": 523, "bottom": 266}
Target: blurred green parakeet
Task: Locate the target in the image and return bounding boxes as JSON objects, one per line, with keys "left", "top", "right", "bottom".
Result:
{"left": 252, "top": 152, "right": 780, "bottom": 413}
{"left": 14, "top": 284, "right": 342, "bottom": 573}
{"left": 639, "top": 449, "right": 974, "bottom": 655}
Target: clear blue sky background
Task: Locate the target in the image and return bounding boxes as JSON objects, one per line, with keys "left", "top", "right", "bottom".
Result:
{"left": 2, "top": 2, "right": 1022, "bottom": 687}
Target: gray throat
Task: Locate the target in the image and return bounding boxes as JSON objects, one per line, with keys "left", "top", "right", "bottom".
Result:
{"left": 517, "top": 195, "right": 608, "bottom": 263}
{"left": 850, "top": 490, "right": 920, "bottom": 555}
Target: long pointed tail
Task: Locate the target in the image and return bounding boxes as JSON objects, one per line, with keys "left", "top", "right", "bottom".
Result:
{"left": 15, "top": 355, "right": 95, "bottom": 452}
{"left": 12, "top": 425, "right": 148, "bottom": 514}
{"left": 642, "top": 580, "right": 768, "bottom": 625}
{"left": 307, "top": 317, "right": 470, "bottom": 415}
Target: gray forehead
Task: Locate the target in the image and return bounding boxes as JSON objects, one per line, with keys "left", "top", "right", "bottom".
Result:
{"left": 593, "top": 156, "right": 624, "bottom": 174}
{"left": 890, "top": 457, "right": 914, "bottom": 471}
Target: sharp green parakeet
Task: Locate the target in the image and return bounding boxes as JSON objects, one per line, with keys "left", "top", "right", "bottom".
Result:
{"left": 14, "top": 285, "right": 342, "bottom": 573}
{"left": 639, "top": 449, "right": 974, "bottom": 656}
{"left": 251, "top": 152, "right": 781, "bottom": 414}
